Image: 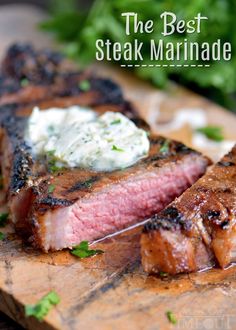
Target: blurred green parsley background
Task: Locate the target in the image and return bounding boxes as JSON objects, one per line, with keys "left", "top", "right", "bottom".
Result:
{"left": 41, "top": 0, "right": 236, "bottom": 110}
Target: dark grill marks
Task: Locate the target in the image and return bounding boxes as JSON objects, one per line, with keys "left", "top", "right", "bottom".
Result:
{"left": 174, "top": 142, "right": 193, "bottom": 154}
{"left": 143, "top": 207, "right": 188, "bottom": 233}
{"left": 150, "top": 138, "right": 194, "bottom": 155}
{"left": 129, "top": 116, "right": 150, "bottom": 131}
{"left": 10, "top": 145, "right": 33, "bottom": 192}
{"left": 67, "top": 176, "right": 100, "bottom": 193}
{"left": 55, "top": 74, "right": 127, "bottom": 107}
{"left": 2, "top": 43, "right": 64, "bottom": 84}
{"left": 89, "top": 78, "right": 124, "bottom": 105}
{"left": 147, "top": 137, "right": 197, "bottom": 166}
{"left": 37, "top": 196, "right": 73, "bottom": 209}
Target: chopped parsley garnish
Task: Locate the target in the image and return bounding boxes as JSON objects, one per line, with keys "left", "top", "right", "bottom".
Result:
{"left": 0, "top": 232, "right": 5, "bottom": 240}
{"left": 166, "top": 311, "right": 177, "bottom": 325}
{"left": 112, "top": 145, "right": 124, "bottom": 152}
{"left": 20, "top": 78, "right": 29, "bottom": 87}
{"left": 70, "top": 241, "right": 104, "bottom": 258}
{"left": 25, "top": 291, "right": 60, "bottom": 321}
{"left": 159, "top": 271, "right": 168, "bottom": 278}
{"left": 46, "top": 151, "right": 64, "bottom": 173}
{"left": 0, "top": 213, "right": 8, "bottom": 227}
{"left": 111, "top": 119, "right": 121, "bottom": 125}
{"left": 49, "top": 164, "right": 63, "bottom": 173}
{"left": 82, "top": 179, "right": 93, "bottom": 189}
{"left": 46, "top": 150, "right": 56, "bottom": 157}
{"left": 48, "top": 184, "right": 55, "bottom": 194}
{"left": 78, "top": 80, "right": 91, "bottom": 91}
{"left": 196, "top": 126, "right": 224, "bottom": 142}
{"left": 159, "top": 139, "right": 170, "bottom": 154}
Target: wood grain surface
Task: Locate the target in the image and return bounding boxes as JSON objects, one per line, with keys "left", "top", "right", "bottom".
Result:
{"left": 0, "top": 5, "right": 236, "bottom": 330}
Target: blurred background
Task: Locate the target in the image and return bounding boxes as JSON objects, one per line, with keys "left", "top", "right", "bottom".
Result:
{"left": 0, "top": 0, "right": 235, "bottom": 111}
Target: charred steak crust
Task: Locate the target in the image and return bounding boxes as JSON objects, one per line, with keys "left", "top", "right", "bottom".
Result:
{"left": 0, "top": 73, "right": 127, "bottom": 107}
{"left": 143, "top": 207, "right": 191, "bottom": 232}
{"left": 36, "top": 196, "right": 73, "bottom": 208}
{"left": 2, "top": 43, "right": 64, "bottom": 83}
{"left": 1, "top": 115, "right": 33, "bottom": 192}
{"left": 141, "top": 144, "right": 236, "bottom": 275}
{"left": 0, "top": 43, "right": 129, "bottom": 107}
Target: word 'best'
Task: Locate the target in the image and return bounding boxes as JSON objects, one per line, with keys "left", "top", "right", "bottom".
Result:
{"left": 122, "top": 12, "right": 208, "bottom": 36}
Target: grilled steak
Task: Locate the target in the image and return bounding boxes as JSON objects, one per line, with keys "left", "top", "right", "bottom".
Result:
{"left": 0, "top": 44, "right": 127, "bottom": 107}
{"left": 1, "top": 105, "right": 210, "bottom": 251}
{"left": 0, "top": 43, "right": 210, "bottom": 251}
{"left": 141, "top": 145, "right": 236, "bottom": 275}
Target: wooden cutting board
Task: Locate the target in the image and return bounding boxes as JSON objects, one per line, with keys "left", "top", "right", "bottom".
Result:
{"left": 0, "top": 5, "right": 236, "bottom": 330}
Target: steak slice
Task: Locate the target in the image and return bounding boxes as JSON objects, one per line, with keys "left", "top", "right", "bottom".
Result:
{"left": 1, "top": 104, "right": 210, "bottom": 251}
{"left": 141, "top": 145, "right": 236, "bottom": 275}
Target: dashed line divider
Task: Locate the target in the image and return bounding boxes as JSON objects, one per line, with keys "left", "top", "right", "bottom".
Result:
{"left": 120, "top": 64, "right": 210, "bottom": 68}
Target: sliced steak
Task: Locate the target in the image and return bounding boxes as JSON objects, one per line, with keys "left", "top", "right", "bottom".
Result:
{"left": 1, "top": 106, "right": 210, "bottom": 251}
{"left": 141, "top": 145, "right": 236, "bottom": 275}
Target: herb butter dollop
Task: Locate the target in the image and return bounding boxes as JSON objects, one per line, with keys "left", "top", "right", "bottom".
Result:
{"left": 26, "top": 106, "right": 150, "bottom": 171}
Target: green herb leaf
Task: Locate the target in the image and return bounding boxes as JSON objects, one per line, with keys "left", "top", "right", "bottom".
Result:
{"left": 0, "top": 232, "right": 5, "bottom": 240}
{"left": 46, "top": 150, "right": 56, "bottom": 157}
{"left": 196, "top": 126, "right": 224, "bottom": 142}
{"left": 0, "top": 213, "right": 8, "bottom": 227}
{"left": 166, "top": 311, "right": 177, "bottom": 325}
{"left": 159, "top": 140, "right": 170, "bottom": 154}
{"left": 111, "top": 119, "right": 121, "bottom": 125}
{"left": 71, "top": 241, "right": 104, "bottom": 258}
{"left": 50, "top": 164, "right": 64, "bottom": 173}
{"left": 20, "top": 78, "right": 29, "bottom": 87}
{"left": 78, "top": 80, "right": 90, "bottom": 91}
{"left": 81, "top": 179, "right": 93, "bottom": 189}
{"left": 47, "top": 152, "right": 64, "bottom": 173}
{"left": 48, "top": 184, "right": 55, "bottom": 194}
{"left": 159, "top": 271, "right": 168, "bottom": 278}
{"left": 112, "top": 145, "right": 124, "bottom": 152}
{"left": 25, "top": 291, "right": 60, "bottom": 321}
